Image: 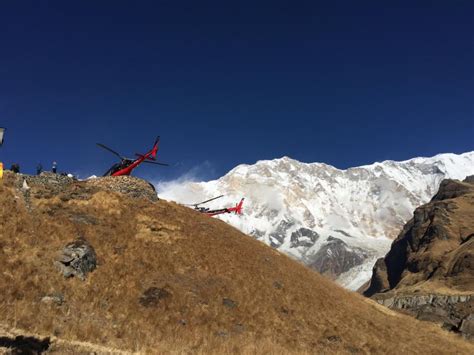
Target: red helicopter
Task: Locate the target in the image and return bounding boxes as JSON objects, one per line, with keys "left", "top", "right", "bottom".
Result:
{"left": 97, "top": 137, "right": 168, "bottom": 176}
{"left": 189, "top": 195, "right": 245, "bottom": 217}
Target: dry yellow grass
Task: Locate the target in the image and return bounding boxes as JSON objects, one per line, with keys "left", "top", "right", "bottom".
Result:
{"left": 0, "top": 172, "right": 473, "bottom": 354}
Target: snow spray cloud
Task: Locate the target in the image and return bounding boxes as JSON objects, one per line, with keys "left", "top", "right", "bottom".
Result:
{"left": 154, "top": 161, "right": 216, "bottom": 203}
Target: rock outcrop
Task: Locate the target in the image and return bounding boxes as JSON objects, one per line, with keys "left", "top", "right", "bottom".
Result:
{"left": 290, "top": 227, "right": 319, "bottom": 248}
{"left": 3, "top": 171, "right": 158, "bottom": 203}
{"left": 55, "top": 239, "right": 97, "bottom": 280}
{"left": 375, "top": 294, "right": 474, "bottom": 340}
{"left": 87, "top": 175, "right": 158, "bottom": 202}
{"left": 364, "top": 176, "right": 474, "bottom": 340}
{"left": 309, "top": 237, "right": 368, "bottom": 278}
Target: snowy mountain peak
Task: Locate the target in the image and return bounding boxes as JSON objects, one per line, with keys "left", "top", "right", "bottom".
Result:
{"left": 158, "top": 151, "right": 474, "bottom": 290}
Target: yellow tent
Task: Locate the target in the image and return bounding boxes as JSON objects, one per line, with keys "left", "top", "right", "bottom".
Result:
{"left": 0, "top": 162, "right": 3, "bottom": 179}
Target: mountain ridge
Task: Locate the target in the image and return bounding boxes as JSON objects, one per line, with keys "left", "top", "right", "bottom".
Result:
{"left": 159, "top": 151, "right": 474, "bottom": 290}
{"left": 363, "top": 176, "right": 474, "bottom": 340}
{"left": 228, "top": 151, "right": 474, "bottom": 173}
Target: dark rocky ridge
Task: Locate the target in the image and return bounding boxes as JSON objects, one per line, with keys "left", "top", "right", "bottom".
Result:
{"left": 268, "top": 220, "right": 367, "bottom": 280}
{"left": 363, "top": 176, "right": 474, "bottom": 340}
{"left": 290, "top": 227, "right": 319, "bottom": 248}
{"left": 375, "top": 294, "right": 474, "bottom": 341}
{"left": 309, "top": 237, "right": 367, "bottom": 278}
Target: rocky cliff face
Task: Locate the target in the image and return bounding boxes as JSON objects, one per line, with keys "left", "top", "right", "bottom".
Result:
{"left": 364, "top": 176, "right": 474, "bottom": 340}
{"left": 309, "top": 237, "right": 368, "bottom": 278}
{"left": 158, "top": 152, "right": 474, "bottom": 289}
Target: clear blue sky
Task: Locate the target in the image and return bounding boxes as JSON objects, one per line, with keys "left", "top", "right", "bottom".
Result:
{"left": 0, "top": 1, "right": 473, "bottom": 180}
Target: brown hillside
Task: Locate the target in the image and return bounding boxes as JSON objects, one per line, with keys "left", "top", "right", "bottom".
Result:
{"left": 364, "top": 177, "right": 474, "bottom": 340}
{"left": 1, "top": 171, "right": 473, "bottom": 354}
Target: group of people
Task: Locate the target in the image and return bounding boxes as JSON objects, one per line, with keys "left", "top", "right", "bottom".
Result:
{"left": 10, "top": 161, "right": 58, "bottom": 175}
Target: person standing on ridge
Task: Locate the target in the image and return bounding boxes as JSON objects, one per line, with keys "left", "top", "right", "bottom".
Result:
{"left": 10, "top": 163, "right": 20, "bottom": 173}
{"left": 37, "top": 163, "right": 43, "bottom": 175}
{"left": 52, "top": 161, "right": 57, "bottom": 174}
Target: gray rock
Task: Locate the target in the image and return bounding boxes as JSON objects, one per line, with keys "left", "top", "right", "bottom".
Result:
{"left": 41, "top": 293, "right": 64, "bottom": 306}
{"left": 233, "top": 323, "right": 245, "bottom": 333}
{"left": 216, "top": 330, "right": 229, "bottom": 338}
{"left": 464, "top": 175, "right": 474, "bottom": 184}
{"left": 273, "top": 281, "right": 283, "bottom": 290}
{"left": 139, "top": 287, "right": 171, "bottom": 307}
{"left": 55, "top": 239, "right": 97, "bottom": 280}
{"left": 309, "top": 237, "right": 367, "bottom": 278}
{"left": 375, "top": 294, "right": 474, "bottom": 339}
{"left": 223, "top": 298, "right": 237, "bottom": 309}
{"left": 460, "top": 314, "right": 474, "bottom": 340}
{"left": 290, "top": 228, "right": 319, "bottom": 248}
{"left": 269, "top": 220, "right": 295, "bottom": 248}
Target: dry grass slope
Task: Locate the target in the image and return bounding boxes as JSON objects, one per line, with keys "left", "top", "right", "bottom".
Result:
{"left": 0, "top": 172, "right": 473, "bottom": 354}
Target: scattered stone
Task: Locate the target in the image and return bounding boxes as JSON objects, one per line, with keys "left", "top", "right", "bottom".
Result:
{"left": 273, "top": 281, "right": 283, "bottom": 290}
{"left": 222, "top": 298, "right": 237, "bottom": 309}
{"left": 459, "top": 314, "right": 474, "bottom": 340}
{"left": 346, "top": 345, "right": 362, "bottom": 354}
{"left": 55, "top": 239, "right": 97, "bottom": 280}
{"left": 19, "top": 172, "right": 75, "bottom": 196}
{"left": 41, "top": 293, "right": 64, "bottom": 306}
{"left": 326, "top": 335, "right": 342, "bottom": 343}
{"left": 69, "top": 213, "right": 98, "bottom": 225}
{"left": 233, "top": 323, "right": 245, "bottom": 334}
{"left": 139, "top": 287, "right": 171, "bottom": 308}
{"left": 215, "top": 330, "right": 228, "bottom": 338}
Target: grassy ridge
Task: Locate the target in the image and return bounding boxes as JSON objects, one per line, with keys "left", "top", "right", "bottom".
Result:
{"left": 0, "top": 172, "right": 472, "bottom": 353}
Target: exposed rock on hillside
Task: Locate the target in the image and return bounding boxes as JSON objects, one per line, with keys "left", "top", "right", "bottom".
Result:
{"left": 55, "top": 239, "right": 97, "bottom": 280}
{"left": 87, "top": 175, "right": 158, "bottom": 202}
{"left": 375, "top": 294, "right": 474, "bottom": 340}
{"left": 364, "top": 176, "right": 474, "bottom": 340}
{"left": 290, "top": 227, "right": 319, "bottom": 248}
{"left": 309, "top": 237, "right": 368, "bottom": 278}
{"left": 3, "top": 172, "right": 158, "bottom": 203}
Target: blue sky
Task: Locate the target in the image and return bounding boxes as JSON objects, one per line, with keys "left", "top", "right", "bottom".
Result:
{"left": 0, "top": 1, "right": 472, "bottom": 180}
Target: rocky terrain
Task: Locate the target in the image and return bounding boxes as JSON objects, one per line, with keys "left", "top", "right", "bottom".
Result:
{"left": 158, "top": 151, "right": 474, "bottom": 289}
{"left": 363, "top": 176, "right": 474, "bottom": 340}
{"left": 1, "top": 171, "right": 473, "bottom": 353}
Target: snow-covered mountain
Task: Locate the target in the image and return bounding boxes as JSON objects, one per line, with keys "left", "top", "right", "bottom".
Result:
{"left": 157, "top": 152, "right": 474, "bottom": 290}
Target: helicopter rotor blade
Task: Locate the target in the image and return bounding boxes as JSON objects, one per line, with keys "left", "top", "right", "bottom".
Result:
{"left": 96, "top": 143, "right": 125, "bottom": 160}
{"left": 142, "top": 161, "right": 170, "bottom": 167}
{"left": 190, "top": 195, "right": 224, "bottom": 207}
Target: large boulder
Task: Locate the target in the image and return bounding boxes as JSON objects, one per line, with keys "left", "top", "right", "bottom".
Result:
{"left": 55, "top": 239, "right": 97, "bottom": 280}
